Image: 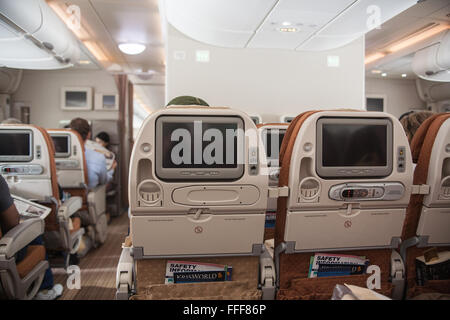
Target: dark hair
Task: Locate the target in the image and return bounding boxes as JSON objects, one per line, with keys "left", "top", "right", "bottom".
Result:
{"left": 96, "top": 131, "right": 110, "bottom": 144}
{"left": 399, "top": 111, "right": 435, "bottom": 144}
{"left": 69, "top": 118, "right": 91, "bottom": 141}
{"left": 166, "top": 96, "right": 209, "bottom": 107}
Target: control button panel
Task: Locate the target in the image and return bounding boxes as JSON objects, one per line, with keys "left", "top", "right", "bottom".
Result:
{"left": 397, "top": 146, "right": 406, "bottom": 173}
{"left": 1, "top": 165, "right": 43, "bottom": 175}
{"left": 329, "top": 182, "right": 405, "bottom": 201}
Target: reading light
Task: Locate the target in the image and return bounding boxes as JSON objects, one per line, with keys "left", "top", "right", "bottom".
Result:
{"left": 401, "top": 73, "right": 407, "bottom": 78}
{"left": 78, "top": 60, "right": 91, "bottom": 65}
{"left": 279, "top": 27, "right": 298, "bottom": 33}
{"left": 381, "top": 73, "right": 387, "bottom": 77}
{"left": 118, "top": 43, "right": 146, "bottom": 55}
{"left": 282, "top": 21, "right": 292, "bottom": 26}
{"left": 371, "top": 69, "right": 382, "bottom": 74}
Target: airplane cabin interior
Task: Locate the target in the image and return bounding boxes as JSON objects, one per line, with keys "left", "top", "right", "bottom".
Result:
{"left": 0, "top": 0, "right": 449, "bottom": 310}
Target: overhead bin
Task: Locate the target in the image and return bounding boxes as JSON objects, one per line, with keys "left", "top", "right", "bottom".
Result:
{"left": 0, "top": 0, "right": 80, "bottom": 69}
{"left": 412, "top": 30, "right": 450, "bottom": 82}
{"left": 162, "top": 0, "right": 417, "bottom": 51}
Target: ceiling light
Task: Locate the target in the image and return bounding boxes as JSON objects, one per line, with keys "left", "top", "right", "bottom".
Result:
{"left": 371, "top": 69, "right": 382, "bottom": 74}
{"left": 365, "top": 52, "right": 386, "bottom": 65}
{"left": 78, "top": 60, "right": 91, "bottom": 65}
{"left": 118, "top": 43, "right": 146, "bottom": 55}
{"left": 381, "top": 73, "right": 387, "bottom": 77}
{"left": 282, "top": 21, "right": 292, "bottom": 26}
{"left": 387, "top": 24, "right": 450, "bottom": 53}
{"left": 401, "top": 73, "right": 407, "bottom": 78}
{"left": 279, "top": 27, "right": 298, "bottom": 33}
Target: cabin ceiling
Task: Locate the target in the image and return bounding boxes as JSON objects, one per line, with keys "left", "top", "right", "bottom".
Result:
{"left": 44, "top": 0, "right": 449, "bottom": 83}
{"left": 365, "top": 0, "right": 450, "bottom": 80}
{"left": 46, "top": 0, "right": 165, "bottom": 79}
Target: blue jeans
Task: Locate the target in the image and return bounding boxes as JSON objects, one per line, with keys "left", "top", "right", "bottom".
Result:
{"left": 16, "top": 236, "right": 54, "bottom": 290}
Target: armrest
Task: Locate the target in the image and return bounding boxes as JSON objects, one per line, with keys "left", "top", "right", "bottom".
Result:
{"left": 58, "top": 196, "right": 82, "bottom": 220}
{"left": 116, "top": 247, "right": 134, "bottom": 290}
{"left": 0, "top": 218, "right": 45, "bottom": 259}
{"left": 259, "top": 246, "right": 276, "bottom": 300}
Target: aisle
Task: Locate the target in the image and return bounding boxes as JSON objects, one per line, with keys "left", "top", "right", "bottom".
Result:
{"left": 53, "top": 212, "right": 129, "bottom": 300}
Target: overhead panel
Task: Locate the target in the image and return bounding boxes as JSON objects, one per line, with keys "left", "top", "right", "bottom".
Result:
{"left": 248, "top": 0, "right": 355, "bottom": 50}
{"left": 165, "top": 0, "right": 278, "bottom": 48}
{"left": 298, "top": 0, "right": 417, "bottom": 51}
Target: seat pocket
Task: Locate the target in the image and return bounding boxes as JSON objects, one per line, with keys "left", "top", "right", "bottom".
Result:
{"left": 277, "top": 274, "right": 393, "bottom": 300}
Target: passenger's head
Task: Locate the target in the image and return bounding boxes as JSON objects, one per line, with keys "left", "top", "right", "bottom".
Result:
{"left": 95, "top": 131, "right": 110, "bottom": 147}
{"left": 69, "top": 117, "right": 91, "bottom": 141}
{"left": 166, "top": 96, "right": 209, "bottom": 107}
{"left": 1, "top": 117, "right": 22, "bottom": 124}
{"left": 400, "top": 111, "right": 435, "bottom": 144}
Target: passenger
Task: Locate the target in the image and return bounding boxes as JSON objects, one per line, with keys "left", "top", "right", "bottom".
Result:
{"left": 69, "top": 118, "right": 111, "bottom": 189}
{"left": 166, "top": 95, "right": 209, "bottom": 106}
{"left": 0, "top": 175, "right": 63, "bottom": 300}
{"left": 95, "top": 131, "right": 110, "bottom": 149}
{"left": 399, "top": 111, "right": 435, "bottom": 144}
{"left": 94, "top": 131, "right": 117, "bottom": 192}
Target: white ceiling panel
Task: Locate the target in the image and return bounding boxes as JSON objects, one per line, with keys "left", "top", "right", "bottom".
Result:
{"left": 298, "top": 0, "right": 417, "bottom": 50}
{"left": 165, "top": 0, "right": 278, "bottom": 47}
{"left": 248, "top": 0, "right": 354, "bottom": 49}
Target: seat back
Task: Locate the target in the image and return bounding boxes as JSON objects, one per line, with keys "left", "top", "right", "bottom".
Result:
{"left": 275, "top": 110, "right": 413, "bottom": 299}
{"left": 405, "top": 114, "right": 450, "bottom": 246}
{"left": 129, "top": 105, "right": 269, "bottom": 258}
{"left": 401, "top": 113, "right": 450, "bottom": 298}
{"left": 47, "top": 128, "right": 107, "bottom": 245}
{"left": 0, "top": 124, "right": 60, "bottom": 231}
{"left": 47, "top": 129, "right": 88, "bottom": 190}
{"left": 257, "top": 123, "right": 288, "bottom": 239}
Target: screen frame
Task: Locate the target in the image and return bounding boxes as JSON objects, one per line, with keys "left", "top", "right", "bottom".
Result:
{"left": 316, "top": 117, "right": 393, "bottom": 178}
{"left": 0, "top": 129, "right": 33, "bottom": 162}
{"left": 50, "top": 133, "right": 71, "bottom": 158}
{"left": 155, "top": 115, "right": 245, "bottom": 181}
{"left": 61, "top": 87, "right": 92, "bottom": 110}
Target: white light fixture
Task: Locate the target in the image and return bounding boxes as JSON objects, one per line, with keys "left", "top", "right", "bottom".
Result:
{"left": 78, "top": 60, "right": 91, "bottom": 65}
{"left": 279, "top": 27, "right": 298, "bottom": 33}
{"left": 401, "top": 73, "right": 407, "bottom": 78}
{"left": 381, "top": 72, "right": 387, "bottom": 77}
{"left": 371, "top": 69, "right": 382, "bottom": 74}
{"left": 118, "top": 43, "right": 146, "bottom": 55}
{"left": 282, "top": 21, "right": 292, "bottom": 26}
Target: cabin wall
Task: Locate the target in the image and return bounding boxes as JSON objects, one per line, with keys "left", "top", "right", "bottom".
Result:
{"left": 166, "top": 24, "right": 365, "bottom": 123}
{"left": 12, "top": 69, "right": 118, "bottom": 128}
{"left": 365, "top": 77, "right": 426, "bottom": 118}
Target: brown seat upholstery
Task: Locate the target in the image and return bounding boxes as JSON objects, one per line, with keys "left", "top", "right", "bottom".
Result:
{"left": 16, "top": 245, "right": 46, "bottom": 279}
{"left": 402, "top": 113, "right": 450, "bottom": 298}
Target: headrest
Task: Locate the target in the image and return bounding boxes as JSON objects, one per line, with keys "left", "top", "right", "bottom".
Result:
{"left": 256, "top": 123, "right": 289, "bottom": 129}
{"left": 410, "top": 113, "right": 444, "bottom": 163}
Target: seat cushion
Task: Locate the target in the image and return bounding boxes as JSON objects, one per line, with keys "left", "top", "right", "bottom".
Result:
{"left": 16, "top": 245, "right": 46, "bottom": 279}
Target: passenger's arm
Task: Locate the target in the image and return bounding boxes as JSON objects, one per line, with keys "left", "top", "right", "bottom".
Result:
{"left": 0, "top": 204, "right": 20, "bottom": 234}
{"left": 99, "top": 155, "right": 108, "bottom": 186}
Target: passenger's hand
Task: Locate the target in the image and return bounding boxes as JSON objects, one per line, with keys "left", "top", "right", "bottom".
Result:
{"left": 111, "top": 160, "right": 117, "bottom": 170}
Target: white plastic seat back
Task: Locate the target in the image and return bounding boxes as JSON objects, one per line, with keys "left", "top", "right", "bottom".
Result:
{"left": 280, "top": 111, "right": 413, "bottom": 253}
{"left": 129, "top": 106, "right": 269, "bottom": 258}
{"left": 0, "top": 124, "right": 55, "bottom": 201}
{"left": 47, "top": 129, "right": 87, "bottom": 188}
